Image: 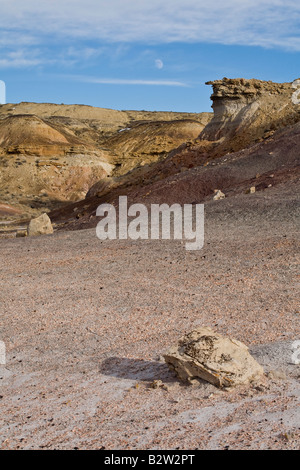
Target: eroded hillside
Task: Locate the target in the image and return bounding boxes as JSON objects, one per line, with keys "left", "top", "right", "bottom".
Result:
{"left": 45, "top": 77, "right": 300, "bottom": 232}
{"left": 1, "top": 77, "right": 300, "bottom": 237}
{"left": 0, "top": 102, "right": 211, "bottom": 225}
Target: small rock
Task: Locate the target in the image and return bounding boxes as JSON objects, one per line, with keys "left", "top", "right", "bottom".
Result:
{"left": 28, "top": 213, "right": 53, "bottom": 236}
{"left": 245, "top": 186, "right": 256, "bottom": 194}
{"left": 213, "top": 190, "right": 225, "bottom": 201}
{"left": 149, "top": 380, "right": 164, "bottom": 389}
{"left": 16, "top": 229, "right": 27, "bottom": 238}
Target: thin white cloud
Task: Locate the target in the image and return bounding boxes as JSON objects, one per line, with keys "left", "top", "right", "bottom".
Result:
{"left": 0, "top": 49, "right": 44, "bottom": 68}
{"left": 0, "top": 31, "right": 38, "bottom": 47}
{"left": 75, "top": 76, "right": 188, "bottom": 87}
{"left": 64, "top": 46, "right": 106, "bottom": 60}
{"left": 0, "top": 0, "right": 299, "bottom": 50}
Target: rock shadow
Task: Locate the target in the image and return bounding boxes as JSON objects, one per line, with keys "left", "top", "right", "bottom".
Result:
{"left": 100, "top": 356, "right": 178, "bottom": 383}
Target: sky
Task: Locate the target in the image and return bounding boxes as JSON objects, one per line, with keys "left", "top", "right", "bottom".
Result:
{"left": 0, "top": 0, "right": 300, "bottom": 112}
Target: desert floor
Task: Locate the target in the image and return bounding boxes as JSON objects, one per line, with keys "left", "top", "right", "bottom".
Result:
{"left": 0, "top": 181, "right": 299, "bottom": 449}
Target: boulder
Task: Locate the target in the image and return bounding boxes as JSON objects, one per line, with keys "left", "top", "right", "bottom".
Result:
{"left": 163, "top": 327, "right": 264, "bottom": 388}
{"left": 28, "top": 213, "right": 53, "bottom": 236}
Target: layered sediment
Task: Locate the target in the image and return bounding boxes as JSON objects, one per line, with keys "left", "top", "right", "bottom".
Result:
{"left": 0, "top": 104, "right": 211, "bottom": 221}
{"left": 200, "top": 77, "right": 300, "bottom": 152}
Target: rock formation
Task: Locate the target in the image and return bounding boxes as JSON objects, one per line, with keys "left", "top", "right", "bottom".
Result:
{"left": 200, "top": 77, "right": 300, "bottom": 154}
{"left": 98, "top": 77, "right": 300, "bottom": 196}
{"left": 163, "top": 327, "right": 264, "bottom": 388}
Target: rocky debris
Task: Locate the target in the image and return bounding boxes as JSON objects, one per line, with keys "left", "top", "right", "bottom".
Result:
{"left": 163, "top": 327, "right": 264, "bottom": 388}
{"left": 27, "top": 212, "right": 53, "bottom": 236}
{"left": 213, "top": 189, "right": 225, "bottom": 200}
{"left": 149, "top": 379, "right": 169, "bottom": 390}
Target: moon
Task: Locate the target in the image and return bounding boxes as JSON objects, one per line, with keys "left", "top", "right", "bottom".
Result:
{"left": 155, "top": 59, "right": 164, "bottom": 70}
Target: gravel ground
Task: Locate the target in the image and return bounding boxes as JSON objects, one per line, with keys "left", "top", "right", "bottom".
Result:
{"left": 0, "top": 183, "right": 299, "bottom": 450}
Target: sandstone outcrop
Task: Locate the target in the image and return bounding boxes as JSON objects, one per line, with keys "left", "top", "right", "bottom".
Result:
{"left": 163, "top": 327, "right": 264, "bottom": 388}
{"left": 200, "top": 77, "right": 300, "bottom": 154}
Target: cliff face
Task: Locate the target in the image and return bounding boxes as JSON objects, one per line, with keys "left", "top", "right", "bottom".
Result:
{"left": 200, "top": 78, "right": 300, "bottom": 151}
{"left": 137, "top": 77, "right": 300, "bottom": 179}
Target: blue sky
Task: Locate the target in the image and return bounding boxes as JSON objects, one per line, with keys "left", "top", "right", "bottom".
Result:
{"left": 0, "top": 0, "right": 300, "bottom": 112}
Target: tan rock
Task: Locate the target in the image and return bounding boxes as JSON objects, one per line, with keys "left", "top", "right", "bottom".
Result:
{"left": 28, "top": 213, "right": 53, "bottom": 236}
{"left": 213, "top": 190, "right": 225, "bottom": 200}
{"left": 16, "top": 229, "right": 27, "bottom": 238}
{"left": 246, "top": 186, "right": 256, "bottom": 194}
{"left": 163, "top": 327, "right": 264, "bottom": 388}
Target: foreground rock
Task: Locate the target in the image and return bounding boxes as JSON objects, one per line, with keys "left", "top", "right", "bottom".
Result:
{"left": 27, "top": 213, "right": 53, "bottom": 236}
{"left": 163, "top": 327, "right": 264, "bottom": 388}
